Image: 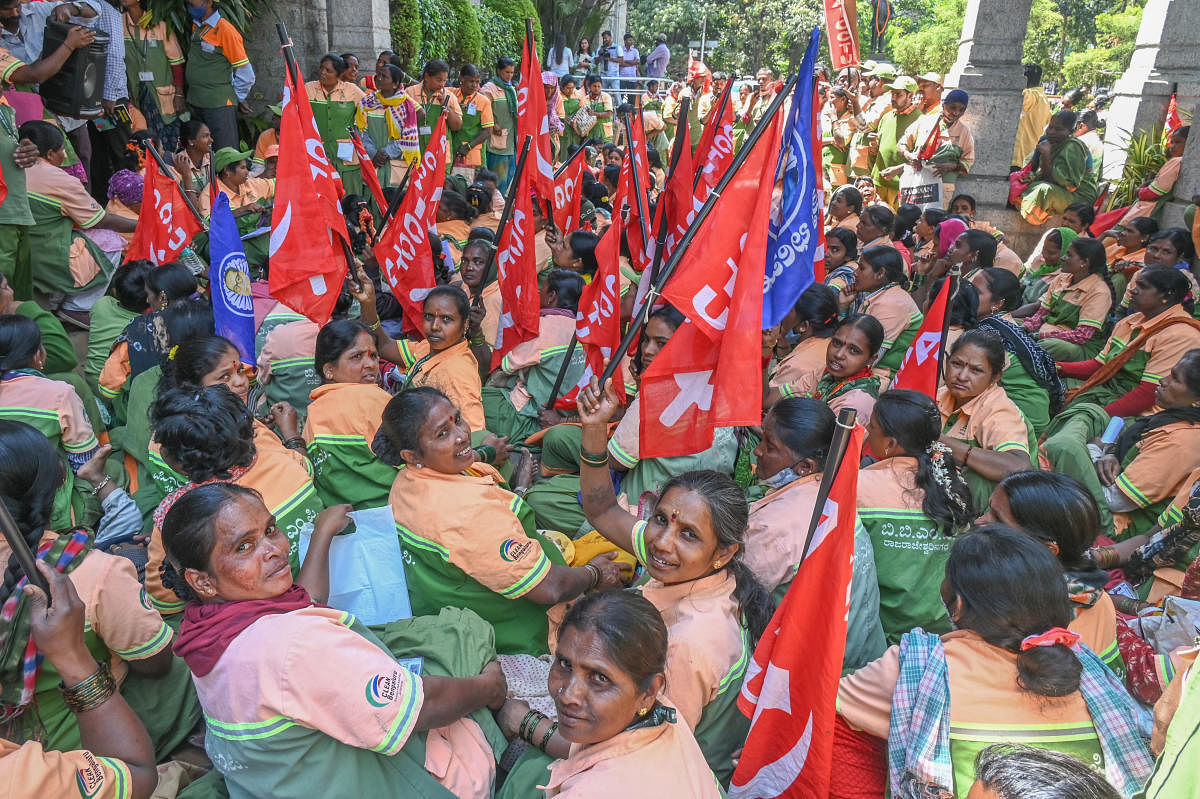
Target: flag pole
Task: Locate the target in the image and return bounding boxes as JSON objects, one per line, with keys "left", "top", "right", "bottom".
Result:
{"left": 276, "top": 23, "right": 359, "bottom": 286}
{"left": 543, "top": 336, "right": 579, "bottom": 410}
{"left": 619, "top": 109, "right": 653, "bottom": 247}
{"left": 0, "top": 494, "right": 50, "bottom": 602}
{"left": 477, "top": 135, "right": 533, "bottom": 307}
{"left": 692, "top": 79, "right": 734, "bottom": 192}
{"left": 797, "top": 407, "right": 858, "bottom": 565}
{"left": 645, "top": 95, "right": 691, "bottom": 290}
{"left": 145, "top": 141, "right": 207, "bottom": 230}
{"left": 553, "top": 142, "right": 587, "bottom": 179}
{"left": 598, "top": 71, "right": 800, "bottom": 388}
{"left": 374, "top": 166, "right": 414, "bottom": 244}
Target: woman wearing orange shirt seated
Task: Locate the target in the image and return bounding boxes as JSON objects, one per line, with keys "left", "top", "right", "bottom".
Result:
{"left": 1106, "top": 217, "right": 1157, "bottom": 299}
{"left": 765, "top": 283, "right": 840, "bottom": 404}
{"left": 827, "top": 185, "right": 862, "bottom": 233}
{"left": 1016, "top": 237, "right": 1115, "bottom": 362}
{"left": 846, "top": 246, "right": 922, "bottom": 384}
{"left": 835, "top": 525, "right": 1153, "bottom": 798}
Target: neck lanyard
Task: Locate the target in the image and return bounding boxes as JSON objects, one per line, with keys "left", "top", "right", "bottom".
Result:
{"left": 124, "top": 12, "right": 151, "bottom": 63}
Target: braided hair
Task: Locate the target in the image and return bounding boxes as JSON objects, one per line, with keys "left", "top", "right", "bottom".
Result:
{"left": 0, "top": 421, "right": 65, "bottom": 604}
{"left": 150, "top": 385, "right": 255, "bottom": 483}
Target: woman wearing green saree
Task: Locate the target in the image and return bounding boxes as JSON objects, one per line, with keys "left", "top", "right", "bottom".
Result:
{"left": 1016, "top": 237, "right": 1114, "bottom": 362}
{"left": 306, "top": 53, "right": 367, "bottom": 198}
{"left": 356, "top": 63, "right": 419, "bottom": 195}
{"left": 1020, "top": 226, "right": 1076, "bottom": 304}
{"left": 559, "top": 75, "right": 584, "bottom": 153}
{"left": 1016, "top": 110, "right": 1099, "bottom": 226}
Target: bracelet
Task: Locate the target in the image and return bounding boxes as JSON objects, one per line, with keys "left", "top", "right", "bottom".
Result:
{"left": 283, "top": 436, "right": 307, "bottom": 452}
{"left": 366, "top": 319, "right": 382, "bottom": 332}
{"left": 88, "top": 475, "right": 112, "bottom": 496}
{"left": 519, "top": 709, "right": 546, "bottom": 744}
{"left": 538, "top": 720, "right": 559, "bottom": 751}
{"left": 469, "top": 334, "right": 487, "bottom": 346}
{"left": 963, "top": 445, "right": 974, "bottom": 468}
{"left": 580, "top": 448, "right": 609, "bottom": 468}
{"left": 583, "top": 563, "right": 601, "bottom": 591}
{"left": 474, "top": 444, "right": 496, "bottom": 463}
{"left": 60, "top": 661, "right": 115, "bottom": 714}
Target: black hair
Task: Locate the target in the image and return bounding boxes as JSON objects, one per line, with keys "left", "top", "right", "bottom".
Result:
{"left": 947, "top": 524, "right": 1081, "bottom": 697}
{"left": 161, "top": 482, "right": 261, "bottom": 603}
{"left": 1173, "top": 125, "right": 1191, "bottom": 142}
{"left": 1064, "top": 202, "right": 1095, "bottom": 228}
{"left": 378, "top": 63, "right": 404, "bottom": 88}
{"left": 949, "top": 327, "right": 1004, "bottom": 376}
{"left": 467, "top": 227, "right": 496, "bottom": 244}
{"left": 1077, "top": 109, "right": 1101, "bottom": 131}
{"left": 146, "top": 261, "right": 199, "bottom": 303}
{"left": 567, "top": 230, "right": 601, "bottom": 277}
{"left": 657, "top": 470, "right": 775, "bottom": 642}
{"left": 1124, "top": 217, "right": 1159, "bottom": 240}
{"left": 976, "top": 267, "right": 1022, "bottom": 313}
{"left": 837, "top": 312, "right": 885, "bottom": 358}
{"left": 458, "top": 63, "right": 479, "bottom": 79}
{"left": 1149, "top": 227, "right": 1196, "bottom": 262}
{"left": 632, "top": 304, "right": 685, "bottom": 378}
{"left": 873, "top": 389, "right": 974, "bottom": 530}
{"left": 792, "top": 283, "right": 840, "bottom": 337}
{"left": 860, "top": 245, "right": 907, "bottom": 287}
{"left": 1135, "top": 264, "right": 1194, "bottom": 312}
{"left": 1050, "top": 109, "right": 1077, "bottom": 131}
{"left": 1022, "top": 63, "right": 1042, "bottom": 87}
{"left": 110, "top": 260, "right": 153, "bottom": 313}
{"left": 764, "top": 397, "right": 835, "bottom": 467}
{"left": 996, "top": 471, "right": 1099, "bottom": 572}
{"left": 584, "top": 73, "right": 603, "bottom": 89}
{"left": 161, "top": 296, "right": 215, "bottom": 346}
{"left": 373, "top": 386, "right": 451, "bottom": 466}
{"left": 465, "top": 182, "right": 493, "bottom": 215}
{"left": 475, "top": 168, "right": 499, "bottom": 185}
{"left": 314, "top": 319, "right": 373, "bottom": 384}
{"left": 495, "top": 57, "right": 516, "bottom": 72}
{"left": 158, "top": 334, "right": 240, "bottom": 395}
{"left": 0, "top": 314, "right": 43, "bottom": 374}
{"left": 544, "top": 268, "right": 585, "bottom": 312}
{"left": 319, "top": 53, "right": 348, "bottom": 75}
{"left": 861, "top": 205, "right": 894, "bottom": 237}
{"left": 559, "top": 74, "right": 577, "bottom": 90}
{"left": 424, "top": 284, "right": 470, "bottom": 324}
{"left": 1072, "top": 237, "right": 1118, "bottom": 307}
{"left": 340, "top": 52, "right": 359, "bottom": 65}
{"left": 832, "top": 185, "right": 863, "bottom": 215}
{"left": 973, "top": 743, "right": 1121, "bottom": 799}
{"left": 893, "top": 203, "right": 922, "bottom": 247}
{"left": 921, "top": 207, "right": 948, "bottom": 230}
{"left": 825, "top": 226, "right": 858, "bottom": 264}
{"left": 0, "top": 421, "right": 65, "bottom": 603}
{"left": 18, "top": 120, "right": 64, "bottom": 156}
{"left": 558, "top": 590, "right": 668, "bottom": 692}
{"left": 151, "top": 385, "right": 255, "bottom": 482}
{"left": 423, "top": 59, "right": 450, "bottom": 77}
{"left": 601, "top": 163, "right": 620, "bottom": 189}
{"left": 928, "top": 277, "right": 979, "bottom": 330}
{"left": 180, "top": 118, "right": 209, "bottom": 148}
{"left": 439, "top": 190, "right": 479, "bottom": 223}
{"left": 948, "top": 194, "right": 976, "bottom": 214}
{"left": 957, "top": 229, "right": 997, "bottom": 269}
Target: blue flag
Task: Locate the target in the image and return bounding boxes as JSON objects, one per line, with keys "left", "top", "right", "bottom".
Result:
{"left": 763, "top": 28, "right": 822, "bottom": 327}
{"left": 208, "top": 192, "right": 256, "bottom": 365}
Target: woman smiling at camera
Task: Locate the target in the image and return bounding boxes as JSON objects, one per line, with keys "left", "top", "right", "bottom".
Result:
{"left": 378, "top": 388, "right": 627, "bottom": 657}
{"left": 779, "top": 314, "right": 884, "bottom": 426}
{"left": 576, "top": 377, "right": 773, "bottom": 784}
{"left": 160, "top": 482, "right": 508, "bottom": 799}
{"left": 518, "top": 591, "right": 721, "bottom": 798}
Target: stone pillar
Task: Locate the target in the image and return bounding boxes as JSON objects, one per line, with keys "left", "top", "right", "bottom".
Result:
{"left": 943, "top": 0, "right": 1036, "bottom": 254}
{"left": 1162, "top": 92, "right": 1200, "bottom": 228}
{"left": 1101, "top": 0, "right": 1200, "bottom": 182}
{"left": 243, "top": 0, "right": 330, "bottom": 110}
{"left": 327, "top": 0, "right": 394, "bottom": 65}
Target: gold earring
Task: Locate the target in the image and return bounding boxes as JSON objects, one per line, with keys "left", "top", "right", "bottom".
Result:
{"left": 638, "top": 707, "right": 649, "bottom": 716}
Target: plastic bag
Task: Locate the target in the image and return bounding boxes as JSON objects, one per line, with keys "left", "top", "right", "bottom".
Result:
{"left": 899, "top": 164, "right": 943, "bottom": 210}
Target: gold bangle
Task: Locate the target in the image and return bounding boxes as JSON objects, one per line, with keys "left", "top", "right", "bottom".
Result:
{"left": 60, "top": 661, "right": 115, "bottom": 714}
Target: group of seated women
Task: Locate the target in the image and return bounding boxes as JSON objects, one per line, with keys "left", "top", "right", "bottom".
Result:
{"left": 5, "top": 158, "right": 1200, "bottom": 799}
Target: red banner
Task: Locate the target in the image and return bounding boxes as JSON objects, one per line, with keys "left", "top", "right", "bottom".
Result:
{"left": 125, "top": 155, "right": 204, "bottom": 265}
{"left": 268, "top": 63, "right": 351, "bottom": 326}
{"left": 889, "top": 276, "right": 950, "bottom": 397}
{"left": 824, "top": 0, "right": 861, "bottom": 71}
{"left": 640, "top": 113, "right": 783, "bottom": 458}
{"left": 551, "top": 146, "right": 587, "bottom": 235}
{"left": 491, "top": 159, "right": 540, "bottom": 369}
{"left": 373, "top": 114, "right": 449, "bottom": 335}
{"left": 351, "top": 132, "right": 388, "bottom": 216}
{"left": 730, "top": 424, "right": 863, "bottom": 798}
{"left": 517, "top": 24, "right": 555, "bottom": 200}
{"left": 693, "top": 79, "right": 735, "bottom": 200}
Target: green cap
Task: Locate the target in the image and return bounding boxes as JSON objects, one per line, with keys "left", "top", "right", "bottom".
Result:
{"left": 887, "top": 75, "right": 919, "bottom": 93}
{"left": 869, "top": 63, "right": 897, "bottom": 79}
{"left": 213, "top": 146, "right": 254, "bottom": 173}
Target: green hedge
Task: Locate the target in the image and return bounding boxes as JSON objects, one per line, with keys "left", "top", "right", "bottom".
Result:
{"left": 478, "top": 6, "right": 520, "bottom": 71}
{"left": 447, "top": 0, "right": 483, "bottom": 67}
{"left": 389, "top": 0, "right": 421, "bottom": 69}
{"left": 483, "top": 0, "right": 542, "bottom": 58}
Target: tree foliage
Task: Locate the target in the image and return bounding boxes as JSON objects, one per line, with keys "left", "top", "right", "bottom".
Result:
{"left": 447, "top": 0, "right": 484, "bottom": 67}
{"left": 536, "top": 0, "right": 617, "bottom": 58}
{"left": 390, "top": 0, "right": 423, "bottom": 69}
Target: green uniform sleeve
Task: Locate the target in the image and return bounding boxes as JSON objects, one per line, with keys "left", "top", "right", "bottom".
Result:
{"left": 19, "top": 301, "right": 78, "bottom": 372}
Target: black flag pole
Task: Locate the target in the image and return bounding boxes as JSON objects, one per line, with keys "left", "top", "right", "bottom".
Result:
{"left": 145, "top": 142, "right": 206, "bottom": 230}
{"left": 797, "top": 408, "right": 857, "bottom": 565}
{"left": 619, "top": 109, "right": 653, "bottom": 248}
{"left": 477, "top": 136, "right": 533, "bottom": 306}
{"left": 597, "top": 71, "right": 801, "bottom": 388}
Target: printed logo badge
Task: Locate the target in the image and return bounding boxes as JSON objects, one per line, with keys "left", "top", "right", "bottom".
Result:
{"left": 366, "top": 670, "right": 400, "bottom": 707}
{"left": 76, "top": 752, "right": 105, "bottom": 798}
{"left": 499, "top": 538, "right": 533, "bottom": 562}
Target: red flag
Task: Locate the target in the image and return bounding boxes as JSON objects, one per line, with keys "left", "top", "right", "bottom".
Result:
{"left": 517, "top": 25, "right": 555, "bottom": 200}
{"left": 730, "top": 423, "right": 864, "bottom": 798}
{"left": 633, "top": 121, "right": 694, "bottom": 321}
{"left": 693, "top": 80, "right": 735, "bottom": 199}
{"left": 125, "top": 155, "right": 204, "bottom": 265}
{"left": 558, "top": 165, "right": 631, "bottom": 410}
{"left": 889, "top": 276, "right": 950, "bottom": 396}
{"left": 491, "top": 158, "right": 540, "bottom": 369}
{"left": 624, "top": 110, "right": 653, "bottom": 272}
{"left": 373, "top": 114, "right": 449, "bottom": 335}
{"left": 639, "top": 114, "right": 783, "bottom": 458}
{"left": 269, "top": 63, "right": 352, "bottom": 326}
{"left": 551, "top": 146, "right": 587, "bottom": 234}
{"left": 350, "top": 131, "right": 388, "bottom": 215}
{"left": 824, "top": 0, "right": 861, "bottom": 70}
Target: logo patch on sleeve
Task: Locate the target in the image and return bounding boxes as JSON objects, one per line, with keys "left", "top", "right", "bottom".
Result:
{"left": 76, "top": 752, "right": 105, "bottom": 797}
{"left": 499, "top": 538, "right": 534, "bottom": 562}
{"left": 366, "top": 670, "right": 401, "bottom": 707}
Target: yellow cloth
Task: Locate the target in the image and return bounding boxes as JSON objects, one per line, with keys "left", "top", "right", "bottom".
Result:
{"left": 567, "top": 531, "right": 637, "bottom": 571}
